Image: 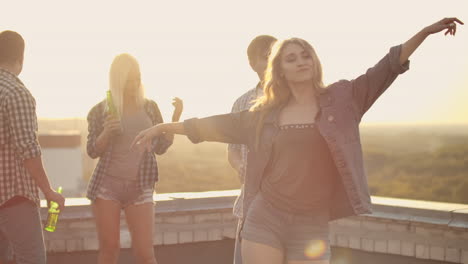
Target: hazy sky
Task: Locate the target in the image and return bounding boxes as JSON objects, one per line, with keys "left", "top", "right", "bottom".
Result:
{"left": 2, "top": 0, "right": 467, "bottom": 124}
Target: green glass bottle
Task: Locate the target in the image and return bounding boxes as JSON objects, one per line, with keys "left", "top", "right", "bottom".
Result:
{"left": 44, "top": 186, "right": 63, "bottom": 232}
{"left": 106, "top": 90, "right": 118, "bottom": 118}
{"left": 106, "top": 90, "right": 122, "bottom": 134}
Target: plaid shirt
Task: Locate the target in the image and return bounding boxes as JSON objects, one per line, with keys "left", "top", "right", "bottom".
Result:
{"left": 0, "top": 69, "right": 42, "bottom": 207}
{"left": 86, "top": 99, "right": 172, "bottom": 200}
{"left": 228, "top": 84, "right": 263, "bottom": 218}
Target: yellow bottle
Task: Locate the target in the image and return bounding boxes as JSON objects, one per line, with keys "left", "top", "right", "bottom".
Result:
{"left": 44, "top": 186, "right": 63, "bottom": 232}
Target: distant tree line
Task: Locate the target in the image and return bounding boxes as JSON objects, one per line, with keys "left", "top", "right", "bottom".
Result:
{"left": 364, "top": 134, "right": 468, "bottom": 204}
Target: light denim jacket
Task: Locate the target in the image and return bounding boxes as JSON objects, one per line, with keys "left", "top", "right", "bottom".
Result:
{"left": 184, "top": 45, "right": 409, "bottom": 221}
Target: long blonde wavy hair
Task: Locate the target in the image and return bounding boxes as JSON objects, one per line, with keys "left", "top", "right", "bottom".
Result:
{"left": 108, "top": 53, "right": 145, "bottom": 117}
{"left": 250, "top": 38, "right": 325, "bottom": 149}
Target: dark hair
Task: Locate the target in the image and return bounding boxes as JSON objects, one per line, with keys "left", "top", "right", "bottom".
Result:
{"left": 247, "top": 35, "right": 277, "bottom": 66}
{"left": 0, "top": 31, "right": 25, "bottom": 64}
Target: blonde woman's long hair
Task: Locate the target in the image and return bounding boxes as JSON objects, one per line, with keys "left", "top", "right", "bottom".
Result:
{"left": 108, "top": 53, "right": 145, "bottom": 117}
{"left": 251, "top": 38, "right": 325, "bottom": 149}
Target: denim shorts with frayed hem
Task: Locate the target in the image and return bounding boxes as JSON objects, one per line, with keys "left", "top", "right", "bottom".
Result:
{"left": 95, "top": 176, "right": 154, "bottom": 208}
{"left": 240, "top": 193, "right": 331, "bottom": 261}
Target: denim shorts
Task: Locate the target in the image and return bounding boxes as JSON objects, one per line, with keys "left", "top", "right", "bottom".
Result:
{"left": 241, "top": 193, "right": 331, "bottom": 261}
{"left": 96, "top": 176, "right": 154, "bottom": 208}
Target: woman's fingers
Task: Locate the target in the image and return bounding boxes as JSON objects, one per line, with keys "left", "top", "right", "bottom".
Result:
{"left": 109, "top": 124, "right": 121, "bottom": 131}
{"left": 105, "top": 120, "right": 122, "bottom": 133}
{"left": 450, "top": 17, "right": 464, "bottom": 25}
{"left": 131, "top": 127, "right": 157, "bottom": 151}
{"left": 448, "top": 22, "right": 456, "bottom": 35}
{"left": 431, "top": 17, "right": 463, "bottom": 35}
{"left": 442, "top": 19, "right": 462, "bottom": 36}
{"left": 172, "top": 97, "right": 183, "bottom": 104}
{"left": 104, "top": 118, "right": 120, "bottom": 127}
{"left": 445, "top": 17, "right": 463, "bottom": 35}
{"left": 444, "top": 25, "right": 453, "bottom": 36}
{"left": 131, "top": 133, "right": 146, "bottom": 150}
{"left": 105, "top": 114, "right": 118, "bottom": 122}
{"left": 173, "top": 99, "right": 183, "bottom": 110}
{"left": 443, "top": 17, "right": 463, "bottom": 25}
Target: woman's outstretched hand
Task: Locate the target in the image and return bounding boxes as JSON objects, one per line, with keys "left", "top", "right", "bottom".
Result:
{"left": 172, "top": 97, "right": 183, "bottom": 122}
{"left": 424, "top": 17, "right": 463, "bottom": 36}
{"left": 131, "top": 125, "right": 162, "bottom": 152}
{"left": 400, "top": 17, "right": 463, "bottom": 64}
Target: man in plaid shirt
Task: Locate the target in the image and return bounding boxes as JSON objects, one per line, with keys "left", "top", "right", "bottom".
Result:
{"left": 228, "top": 35, "right": 276, "bottom": 264}
{"left": 0, "top": 31, "right": 65, "bottom": 264}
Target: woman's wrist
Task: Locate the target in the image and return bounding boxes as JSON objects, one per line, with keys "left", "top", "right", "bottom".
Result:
{"left": 157, "top": 122, "right": 185, "bottom": 136}
{"left": 420, "top": 26, "right": 432, "bottom": 37}
{"left": 172, "top": 110, "right": 182, "bottom": 122}
{"left": 156, "top": 123, "right": 166, "bottom": 134}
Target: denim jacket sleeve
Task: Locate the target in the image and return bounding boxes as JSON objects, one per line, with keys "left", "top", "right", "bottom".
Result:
{"left": 227, "top": 95, "right": 245, "bottom": 153}
{"left": 351, "top": 45, "right": 410, "bottom": 119}
{"left": 147, "top": 100, "right": 173, "bottom": 155}
{"left": 183, "top": 110, "right": 255, "bottom": 145}
{"left": 86, "top": 102, "right": 105, "bottom": 159}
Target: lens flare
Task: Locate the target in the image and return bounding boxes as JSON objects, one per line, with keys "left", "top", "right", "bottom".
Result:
{"left": 304, "top": 239, "right": 328, "bottom": 259}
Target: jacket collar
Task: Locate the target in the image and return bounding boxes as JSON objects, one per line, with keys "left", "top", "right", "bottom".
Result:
{"left": 263, "top": 103, "right": 286, "bottom": 126}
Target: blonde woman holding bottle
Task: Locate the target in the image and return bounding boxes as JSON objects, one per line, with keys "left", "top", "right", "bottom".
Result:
{"left": 86, "top": 53, "right": 183, "bottom": 264}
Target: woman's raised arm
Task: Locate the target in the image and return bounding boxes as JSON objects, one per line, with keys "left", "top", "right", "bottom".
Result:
{"left": 400, "top": 17, "right": 463, "bottom": 64}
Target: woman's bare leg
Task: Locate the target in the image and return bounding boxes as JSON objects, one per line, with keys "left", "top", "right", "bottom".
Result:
{"left": 124, "top": 202, "right": 157, "bottom": 264}
{"left": 93, "top": 198, "right": 122, "bottom": 264}
{"left": 241, "top": 239, "right": 284, "bottom": 264}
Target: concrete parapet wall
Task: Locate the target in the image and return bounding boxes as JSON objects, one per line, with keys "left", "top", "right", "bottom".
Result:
{"left": 40, "top": 190, "right": 468, "bottom": 263}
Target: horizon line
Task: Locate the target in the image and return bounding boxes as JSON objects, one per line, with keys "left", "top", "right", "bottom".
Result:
{"left": 37, "top": 117, "right": 468, "bottom": 127}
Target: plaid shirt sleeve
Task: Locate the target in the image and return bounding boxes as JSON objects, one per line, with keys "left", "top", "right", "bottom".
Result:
{"left": 86, "top": 103, "right": 105, "bottom": 159}
{"left": 6, "top": 91, "right": 41, "bottom": 160}
{"left": 148, "top": 100, "right": 173, "bottom": 155}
